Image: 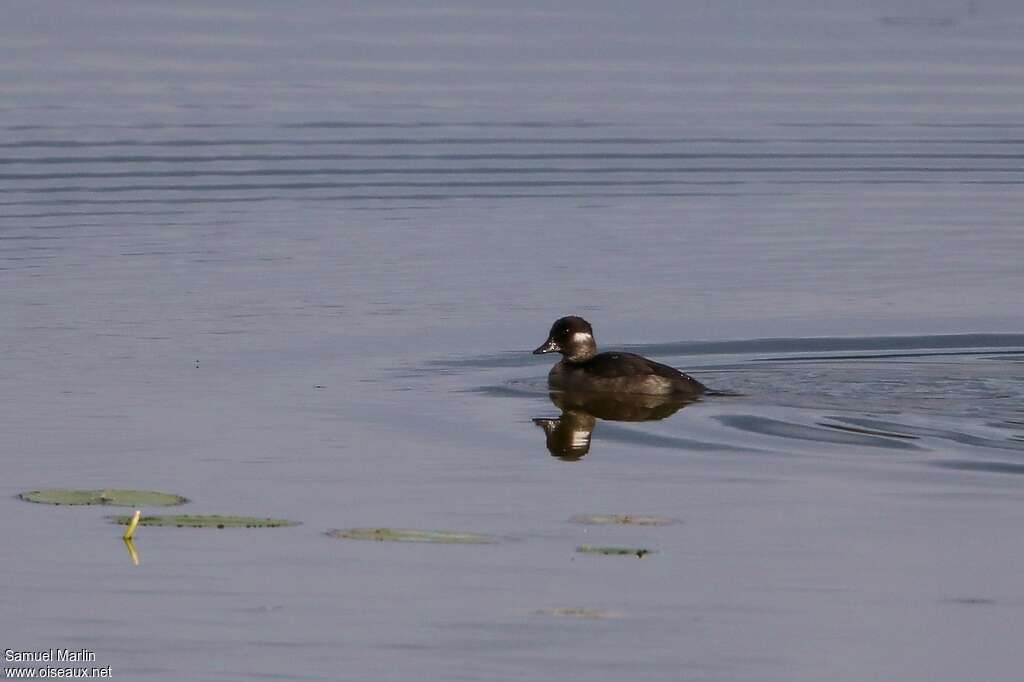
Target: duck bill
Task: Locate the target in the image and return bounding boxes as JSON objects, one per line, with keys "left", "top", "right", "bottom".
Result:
{"left": 533, "top": 338, "right": 560, "bottom": 355}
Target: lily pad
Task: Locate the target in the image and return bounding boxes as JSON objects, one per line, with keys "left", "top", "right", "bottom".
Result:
{"left": 109, "top": 514, "right": 298, "bottom": 528}
{"left": 569, "top": 514, "right": 675, "bottom": 526}
{"left": 326, "top": 528, "right": 495, "bottom": 544}
{"left": 577, "top": 545, "right": 655, "bottom": 558}
{"left": 19, "top": 489, "right": 187, "bottom": 507}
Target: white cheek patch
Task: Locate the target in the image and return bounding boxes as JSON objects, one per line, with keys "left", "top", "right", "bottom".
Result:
{"left": 571, "top": 332, "right": 594, "bottom": 345}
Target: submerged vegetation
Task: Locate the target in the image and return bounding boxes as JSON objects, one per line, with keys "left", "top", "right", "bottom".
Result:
{"left": 535, "top": 607, "right": 621, "bottom": 619}
{"left": 569, "top": 514, "right": 675, "bottom": 526}
{"left": 326, "top": 527, "right": 496, "bottom": 544}
{"left": 577, "top": 545, "right": 655, "bottom": 558}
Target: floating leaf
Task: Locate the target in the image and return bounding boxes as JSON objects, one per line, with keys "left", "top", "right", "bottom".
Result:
{"left": 109, "top": 514, "right": 298, "bottom": 528}
{"left": 326, "top": 528, "right": 495, "bottom": 544}
{"left": 569, "top": 514, "right": 675, "bottom": 526}
{"left": 19, "top": 489, "right": 187, "bottom": 507}
{"left": 576, "top": 545, "right": 655, "bottom": 558}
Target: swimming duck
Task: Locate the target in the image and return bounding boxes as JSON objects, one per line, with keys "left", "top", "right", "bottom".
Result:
{"left": 533, "top": 316, "right": 706, "bottom": 397}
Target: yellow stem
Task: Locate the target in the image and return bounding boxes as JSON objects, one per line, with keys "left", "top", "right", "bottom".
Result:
{"left": 123, "top": 509, "right": 141, "bottom": 540}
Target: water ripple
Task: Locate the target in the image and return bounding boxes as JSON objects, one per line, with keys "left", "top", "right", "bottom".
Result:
{"left": 715, "top": 414, "right": 921, "bottom": 450}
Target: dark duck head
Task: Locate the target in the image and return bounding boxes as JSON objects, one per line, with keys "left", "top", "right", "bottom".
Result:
{"left": 532, "top": 315, "right": 598, "bottom": 363}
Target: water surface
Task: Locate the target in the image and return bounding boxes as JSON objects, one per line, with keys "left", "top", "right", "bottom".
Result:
{"left": 2, "top": 2, "right": 1023, "bottom": 681}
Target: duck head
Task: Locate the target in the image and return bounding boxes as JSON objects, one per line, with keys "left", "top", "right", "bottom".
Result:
{"left": 533, "top": 316, "right": 598, "bottom": 363}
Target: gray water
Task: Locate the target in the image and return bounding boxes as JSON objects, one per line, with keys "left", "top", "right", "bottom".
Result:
{"left": 2, "top": 2, "right": 1023, "bottom": 680}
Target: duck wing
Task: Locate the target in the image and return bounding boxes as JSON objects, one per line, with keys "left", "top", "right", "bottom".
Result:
{"left": 584, "top": 352, "right": 706, "bottom": 391}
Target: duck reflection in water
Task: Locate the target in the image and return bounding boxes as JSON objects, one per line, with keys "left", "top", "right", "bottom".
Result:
{"left": 533, "top": 390, "right": 697, "bottom": 461}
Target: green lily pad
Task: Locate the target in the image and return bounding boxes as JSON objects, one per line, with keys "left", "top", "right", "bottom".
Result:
{"left": 109, "top": 514, "right": 299, "bottom": 528}
{"left": 19, "top": 489, "right": 187, "bottom": 507}
{"left": 577, "top": 545, "right": 655, "bottom": 558}
{"left": 569, "top": 514, "right": 675, "bottom": 526}
{"left": 326, "top": 528, "right": 496, "bottom": 544}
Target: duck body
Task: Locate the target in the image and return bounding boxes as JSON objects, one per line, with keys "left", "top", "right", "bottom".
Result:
{"left": 533, "top": 316, "right": 706, "bottom": 398}
{"left": 548, "top": 352, "right": 704, "bottom": 396}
